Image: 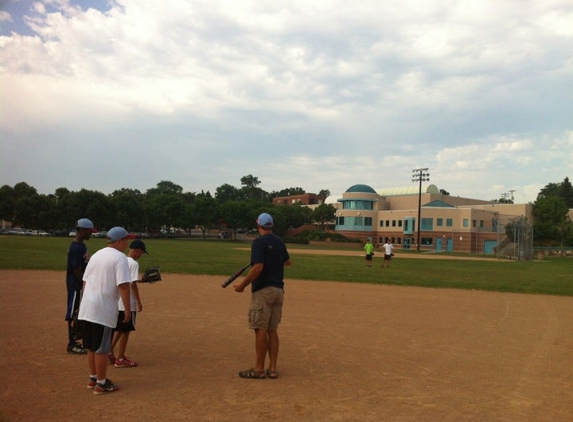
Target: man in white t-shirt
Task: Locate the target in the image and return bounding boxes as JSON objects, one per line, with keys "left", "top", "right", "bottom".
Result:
{"left": 381, "top": 238, "right": 394, "bottom": 268}
{"left": 109, "top": 239, "right": 148, "bottom": 368}
{"left": 79, "top": 227, "right": 133, "bottom": 395}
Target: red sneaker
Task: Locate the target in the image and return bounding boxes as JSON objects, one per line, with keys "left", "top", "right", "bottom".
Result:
{"left": 114, "top": 357, "right": 138, "bottom": 368}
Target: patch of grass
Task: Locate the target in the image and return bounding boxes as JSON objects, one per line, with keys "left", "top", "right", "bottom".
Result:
{"left": 1, "top": 236, "right": 571, "bottom": 296}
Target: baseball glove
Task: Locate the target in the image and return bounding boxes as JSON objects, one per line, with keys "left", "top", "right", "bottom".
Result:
{"left": 71, "top": 310, "right": 83, "bottom": 341}
{"left": 142, "top": 266, "right": 162, "bottom": 283}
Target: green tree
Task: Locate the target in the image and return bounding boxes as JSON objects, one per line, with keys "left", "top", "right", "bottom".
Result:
{"left": 318, "top": 189, "right": 331, "bottom": 200}
{"left": 532, "top": 196, "right": 569, "bottom": 243}
{"left": 0, "top": 185, "right": 15, "bottom": 224}
{"left": 65, "top": 189, "right": 114, "bottom": 230}
{"left": 219, "top": 201, "right": 254, "bottom": 238}
{"left": 12, "top": 182, "right": 39, "bottom": 227}
{"left": 274, "top": 204, "right": 313, "bottom": 235}
{"left": 313, "top": 203, "right": 337, "bottom": 229}
{"left": 147, "top": 180, "right": 184, "bottom": 196}
{"left": 188, "top": 194, "right": 218, "bottom": 238}
{"left": 560, "top": 177, "right": 573, "bottom": 207}
{"left": 538, "top": 182, "right": 560, "bottom": 199}
{"left": 240, "top": 175, "right": 261, "bottom": 189}
{"left": 271, "top": 187, "right": 305, "bottom": 198}
{"left": 215, "top": 183, "right": 240, "bottom": 203}
{"left": 110, "top": 188, "right": 145, "bottom": 231}
{"left": 144, "top": 194, "right": 186, "bottom": 233}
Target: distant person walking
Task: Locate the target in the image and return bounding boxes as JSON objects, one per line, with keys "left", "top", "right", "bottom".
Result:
{"left": 65, "top": 218, "right": 95, "bottom": 355}
{"left": 364, "top": 239, "right": 374, "bottom": 268}
{"left": 381, "top": 238, "right": 394, "bottom": 268}
{"left": 79, "top": 227, "right": 133, "bottom": 395}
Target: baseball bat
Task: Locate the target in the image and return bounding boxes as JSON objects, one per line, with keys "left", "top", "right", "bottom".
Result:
{"left": 221, "top": 263, "right": 252, "bottom": 288}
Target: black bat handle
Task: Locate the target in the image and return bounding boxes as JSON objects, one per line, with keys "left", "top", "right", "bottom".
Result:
{"left": 221, "top": 263, "right": 251, "bottom": 288}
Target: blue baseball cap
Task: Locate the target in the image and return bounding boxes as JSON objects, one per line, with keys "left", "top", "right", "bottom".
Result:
{"left": 106, "top": 227, "right": 132, "bottom": 243}
{"left": 256, "top": 213, "right": 274, "bottom": 228}
{"left": 76, "top": 218, "right": 96, "bottom": 232}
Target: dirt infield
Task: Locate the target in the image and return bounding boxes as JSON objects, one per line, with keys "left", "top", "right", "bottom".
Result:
{"left": 1, "top": 270, "right": 573, "bottom": 422}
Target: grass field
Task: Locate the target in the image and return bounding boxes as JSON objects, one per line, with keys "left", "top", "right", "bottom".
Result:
{"left": 0, "top": 236, "right": 571, "bottom": 296}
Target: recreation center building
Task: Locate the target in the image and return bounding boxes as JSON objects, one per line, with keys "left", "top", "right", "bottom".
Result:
{"left": 332, "top": 184, "right": 533, "bottom": 255}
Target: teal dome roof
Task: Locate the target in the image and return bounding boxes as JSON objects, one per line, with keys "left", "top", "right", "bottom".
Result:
{"left": 345, "top": 184, "right": 377, "bottom": 194}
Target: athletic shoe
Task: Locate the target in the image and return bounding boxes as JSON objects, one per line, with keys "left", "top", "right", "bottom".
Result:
{"left": 114, "top": 357, "right": 138, "bottom": 368}
{"left": 93, "top": 379, "right": 119, "bottom": 395}
{"left": 87, "top": 377, "right": 97, "bottom": 389}
{"left": 108, "top": 353, "right": 117, "bottom": 365}
{"left": 67, "top": 343, "right": 87, "bottom": 355}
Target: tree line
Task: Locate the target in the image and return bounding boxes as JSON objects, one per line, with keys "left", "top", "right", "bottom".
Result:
{"left": 1, "top": 175, "right": 571, "bottom": 245}
{"left": 0, "top": 176, "right": 337, "bottom": 238}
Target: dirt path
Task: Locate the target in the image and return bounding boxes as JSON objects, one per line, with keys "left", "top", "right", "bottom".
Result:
{"left": 1, "top": 270, "right": 572, "bottom": 422}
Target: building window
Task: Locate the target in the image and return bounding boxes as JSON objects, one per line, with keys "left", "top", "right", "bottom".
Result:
{"left": 421, "top": 237, "right": 433, "bottom": 245}
{"left": 437, "top": 218, "right": 443, "bottom": 227}
{"left": 337, "top": 216, "right": 344, "bottom": 225}
{"left": 421, "top": 218, "right": 433, "bottom": 230}
{"left": 398, "top": 220, "right": 403, "bottom": 227}
{"left": 480, "top": 220, "right": 484, "bottom": 228}
{"left": 397, "top": 238, "right": 402, "bottom": 245}
{"left": 354, "top": 217, "right": 363, "bottom": 226}
{"left": 392, "top": 220, "right": 396, "bottom": 227}
{"left": 463, "top": 219, "right": 469, "bottom": 227}
{"left": 385, "top": 220, "right": 390, "bottom": 227}
{"left": 365, "top": 217, "right": 373, "bottom": 227}
{"left": 446, "top": 218, "right": 453, "bottom": 227}
{"left": 472, "top": 220, "right": 476, "bottom": 227}
{"left": 343, "top": 200, "right": 373, "bottom": 210}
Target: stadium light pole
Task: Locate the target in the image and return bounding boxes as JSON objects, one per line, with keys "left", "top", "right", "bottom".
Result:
{"left": 412, "top": 168, "right": 430, "bottom": 252}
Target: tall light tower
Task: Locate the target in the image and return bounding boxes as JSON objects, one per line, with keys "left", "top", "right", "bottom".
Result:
{"left": 412, "top": 168, "right": 430, "bottom": 252}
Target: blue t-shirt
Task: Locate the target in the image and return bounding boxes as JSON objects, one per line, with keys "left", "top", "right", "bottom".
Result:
{"left": 250, "top": 233, "right": 290, "bottom": 293}
{"left": 66, "top": 241, "right": 88, "bottom": 291}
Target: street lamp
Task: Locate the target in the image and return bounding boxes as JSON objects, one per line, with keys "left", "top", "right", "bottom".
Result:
{"left": 412, "top": 167, "right": 430, "bottom": 252}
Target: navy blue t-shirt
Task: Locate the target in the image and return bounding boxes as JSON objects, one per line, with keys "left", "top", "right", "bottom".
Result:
{"left": 66, "top": 241, "right": 88, "bottom": 291}
{"left": 250, "top": 233, "right": 290, "bottom": 293}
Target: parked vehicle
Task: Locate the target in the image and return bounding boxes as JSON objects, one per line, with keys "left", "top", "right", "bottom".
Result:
{"left": 9, "top": 228, "right": 31, "bottom": 235}
{"left": 92, "top": 230, "right": 108, "bottom": 238}
{"left": 69, "top": 230, "right": 77, "bottom": 237}
{"left": 35, "top": 230, "right": 51, "bottom": 236}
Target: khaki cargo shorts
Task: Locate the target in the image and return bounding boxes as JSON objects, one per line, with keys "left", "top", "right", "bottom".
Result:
{"left": 248, "top": 286, "right": 284, "bottom": 330}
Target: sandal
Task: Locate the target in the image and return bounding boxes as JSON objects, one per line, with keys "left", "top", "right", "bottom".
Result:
{"left": 238, "top": 368, "right": 266, "bottom": 379}
{"left": 266, "top": 369, "right": 279, "bottom": 379}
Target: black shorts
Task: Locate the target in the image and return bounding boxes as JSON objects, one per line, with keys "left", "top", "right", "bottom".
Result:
{"left": 366, "top": 254, "right": 373, "bottom": 261}
{"left": 384, "top": 254, "right": 392, "bottom": 260}
{"left": 82, "top": 320, "right": 113, "bottom": 353}
{"left": 113, "top": 311, "right": 136, "bottom": 332}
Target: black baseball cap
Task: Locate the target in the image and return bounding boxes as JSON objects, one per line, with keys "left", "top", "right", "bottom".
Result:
{"left": 129, "top": 239, "right": 149, "bottom": 254}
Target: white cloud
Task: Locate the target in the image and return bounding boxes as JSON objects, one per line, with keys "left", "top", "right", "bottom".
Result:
{"left": 1, "top": 0, "right": 572, "bottom": 204}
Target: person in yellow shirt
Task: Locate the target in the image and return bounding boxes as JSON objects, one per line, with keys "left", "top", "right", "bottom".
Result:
{"left": 364, "top": 239, "right": 374, "bottom": 268}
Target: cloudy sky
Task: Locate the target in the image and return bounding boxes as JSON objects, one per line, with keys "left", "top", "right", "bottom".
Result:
{"left": 1, "top": 0, "right": 572, "bottom": 204}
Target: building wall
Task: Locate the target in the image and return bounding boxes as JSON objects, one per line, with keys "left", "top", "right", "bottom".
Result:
{"left": 334, "top": 188, "right": 533, "bottom": 254}
{"left": 273, "top": 193, "right": 326, "bottom": 206}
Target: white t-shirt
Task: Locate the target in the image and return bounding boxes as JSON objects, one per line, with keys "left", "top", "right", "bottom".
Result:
{"left": 383, "top": 242, "right": 394, "bottom": 255}
{"left": 118, "top": 256, "right": 140, "bottom": 311}
{"left": 79, "top": 247, "right": 132, "bottom": 328}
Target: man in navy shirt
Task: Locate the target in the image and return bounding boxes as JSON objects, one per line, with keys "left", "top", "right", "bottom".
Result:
{"left": 234, "top": 213, "right": 291, "bottom": 379}
{"left": 65, "top": 218, "right": 94, "bottom": 354}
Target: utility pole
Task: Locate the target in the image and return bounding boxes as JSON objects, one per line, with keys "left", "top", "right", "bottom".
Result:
{"left": 412, "top": 168, "right": 430, "bottom": 252}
